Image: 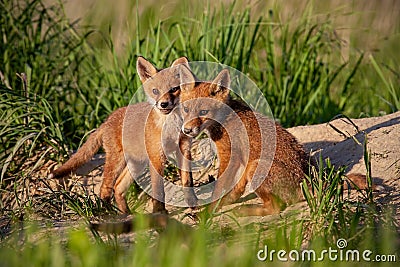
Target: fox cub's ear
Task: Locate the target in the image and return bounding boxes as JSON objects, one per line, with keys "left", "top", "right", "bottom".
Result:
{"left": 171, "top": 57, "right": 190, "bottom": 82}
{"left": 137, "top": 56, "right": 158, "bottom": 82}
{"left": 210, "top": 69, "right": 230, "bottom": 98}
{"left": 179, "top": 64, "right": 196, "bottom": 91}
{"left": 171, "top": 57, "right": 189, "bottom": 68}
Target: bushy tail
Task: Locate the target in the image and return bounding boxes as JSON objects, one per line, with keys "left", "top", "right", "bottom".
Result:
{"left": 49, "top": 129, "right": 102, "bottom": 179}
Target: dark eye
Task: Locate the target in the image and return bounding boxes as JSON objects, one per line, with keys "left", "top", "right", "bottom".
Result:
{"left": 199, "top": 110, "right": 208, "bottom": 116}
{"left": 169, "top": 87, "right": 179, "bottom": 93}
{"left": 152, "top": 88, "right": 160, "bottom": 95}
{"left": 183, "top": 106, "right": 189, "bottom": 113}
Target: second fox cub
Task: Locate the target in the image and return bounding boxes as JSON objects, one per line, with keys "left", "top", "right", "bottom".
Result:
{"left": 50, "top": 56, "right": 196, "bottom": 214}
{"left": 179, "top": 67, "right": 308, "bottom": 215}
{"left": 178, "top": 66, "right": 372, "bottom": 216}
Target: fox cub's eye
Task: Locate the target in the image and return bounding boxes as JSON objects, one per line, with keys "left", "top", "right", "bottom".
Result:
{"left": 199, "top": 110, "right": 208, "bottom": 116}
{"left": 183, "top": 106, "right": 189, "bottom": 113}
{"left": 152, "top": 88, "right": 160, "bottom": 95}
{"left": 169, "top": 87, "right": 179, "bottom": 93}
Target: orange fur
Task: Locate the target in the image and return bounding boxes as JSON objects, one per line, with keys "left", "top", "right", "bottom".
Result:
{"left": 50, "top": 57, "right": 196, "bottom": 213}
{"left": 179, "top": 67, "right": 375, "bottom": 216}
{"left": 179, "top": 67, "right": 310, "bottom": 216}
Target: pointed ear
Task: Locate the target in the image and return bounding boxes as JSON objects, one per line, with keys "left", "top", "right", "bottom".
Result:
{"left": 171, "top": 57, "right": 189, "bottom": 69}
{"left": 137, "top": 56, "right": 158, "bottom": 83}
{"left": 210, "top": 69, "right": 230, "bottom": 97}
{"left": 179, "top": 64, "right": 196, "bottom": 92}
{"left": 171, "top": 57, "right": 190, "bottom": 81}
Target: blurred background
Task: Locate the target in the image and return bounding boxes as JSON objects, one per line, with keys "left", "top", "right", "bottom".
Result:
{"left": 52, "top": 0, "right": 400, "bottom": 60}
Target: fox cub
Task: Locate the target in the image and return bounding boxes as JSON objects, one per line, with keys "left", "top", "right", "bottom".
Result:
{"left": 178, "top": 66, "right": 308, "bottom": 215}
{"left": 178, "top": 66, "right": 375, "bottom": 215}
{"left": 50, "top": 56, "right": 196, "bottom": 214}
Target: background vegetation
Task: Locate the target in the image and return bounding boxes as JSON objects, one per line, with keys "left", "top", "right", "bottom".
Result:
{"left": 0, "top": 0, "right": 399, "bottom": 266}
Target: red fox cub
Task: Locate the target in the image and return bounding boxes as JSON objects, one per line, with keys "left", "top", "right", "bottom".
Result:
{"left": 178, "top": 66, "right": 374, "bottom": 216}
{"left": 178, "top": 66, "right": 309, "bottom": 215}
{"left": 50, "top": 56, "right": 196, "bottom": 214}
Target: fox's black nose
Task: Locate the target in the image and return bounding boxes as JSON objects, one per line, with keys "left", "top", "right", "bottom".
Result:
{"left": 160, "top": 102, "right": 169, "bottom": 109}
{"left": 183, "top": 128, "right": 192, "bottom": 134}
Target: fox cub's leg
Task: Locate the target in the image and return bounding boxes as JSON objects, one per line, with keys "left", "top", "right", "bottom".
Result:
{"left": 209, "top": 159, "right": 258, "bottom": 213}
{"left": 233, "top": 161, "right": 287, "bottom": 217}
{"left": 99, "top": 151, "right": 126, "bottom": 205}
{"left": 149, "top": 155, "right": 168, "bottom": 213}
{"left": 234, "top": 160, "right": 301, "bottom": 217}
{"left": 208, "top": 156, "right": 242, "bottom": 212}
{"left": 112, "top": 167, "right": 131, "bottom": 213}
{"left": 210, "top": 160, "right": 287, "bottom": 217}
{"left": 220, "top": 160, "right": 259, "bottom": 206}
{"left": 177, "top": 135, "right": 198, "bottom": 208}
{"left": 113, "top": 164, "right": 145, "bottom": 214}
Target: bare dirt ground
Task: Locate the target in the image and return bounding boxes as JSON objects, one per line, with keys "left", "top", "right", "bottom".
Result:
{"left": 288, "top": 111, "right": 400, "bottom": 224}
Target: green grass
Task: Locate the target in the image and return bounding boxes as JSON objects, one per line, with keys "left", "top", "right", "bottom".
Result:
{"left": 1, "top": 0, "right": 400, "bottom": 266}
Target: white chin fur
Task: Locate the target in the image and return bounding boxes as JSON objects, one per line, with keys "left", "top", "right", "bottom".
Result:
{"left": 147, "top": 98, "right": 156, "bottom": 106}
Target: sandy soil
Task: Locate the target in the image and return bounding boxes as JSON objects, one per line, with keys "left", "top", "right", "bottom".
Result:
{"left": 288, "top": 111, "right": 400, "bottom": 223}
